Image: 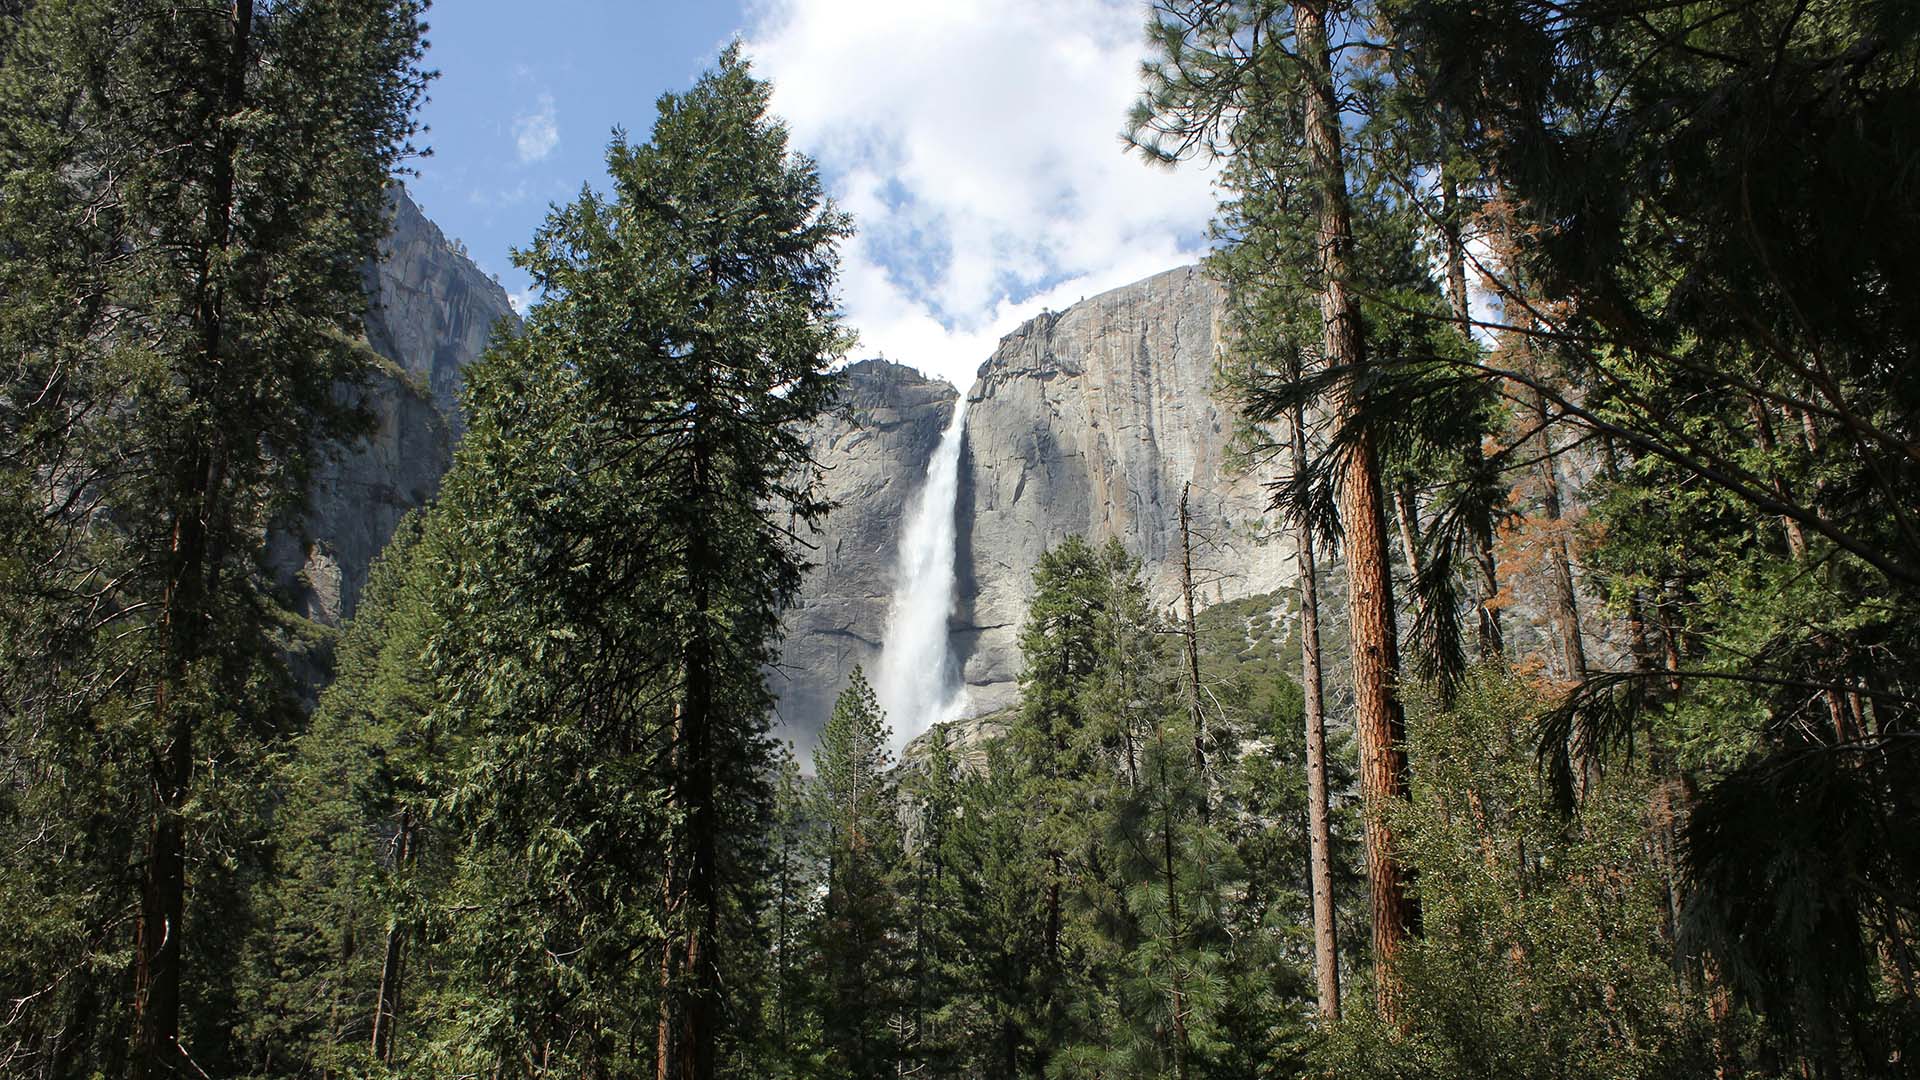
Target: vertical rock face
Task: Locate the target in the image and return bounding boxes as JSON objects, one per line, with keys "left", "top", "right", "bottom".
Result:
{"left": 263, "top": 198, "right": 1286, "bottom": 743}
{"left": 268, "top": 187, "right": 520, "bottom": 630}
{"left": 776, "top": 266, "right": 1297, "bottom": 743}
{"left": 953, "top": 265, "right": 1294, "bottom": 717}
{"left": 774, "top": 360, "right": 959, "bottom": 747}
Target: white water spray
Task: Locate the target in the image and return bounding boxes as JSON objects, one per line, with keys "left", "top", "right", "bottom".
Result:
{"left": 875, "top": 394, "right": 971, "bottom": 752}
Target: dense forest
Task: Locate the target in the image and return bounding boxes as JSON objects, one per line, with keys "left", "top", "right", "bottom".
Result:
{"left": 0, "top": 0, "right": 1915, "bottom": 1078}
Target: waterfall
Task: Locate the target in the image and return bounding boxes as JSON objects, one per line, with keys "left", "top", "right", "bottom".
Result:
{"left": 875, "top": 394, "right": 970, "bottom": 752}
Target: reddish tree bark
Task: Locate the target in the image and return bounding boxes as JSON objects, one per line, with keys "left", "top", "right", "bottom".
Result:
{"left": 1295, "top": 0, "right": 1419, "bottom": 1021}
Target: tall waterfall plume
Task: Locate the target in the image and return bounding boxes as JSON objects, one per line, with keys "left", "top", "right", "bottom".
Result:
{"left": 875, "top": 394, "right": 970, "bottom": 752}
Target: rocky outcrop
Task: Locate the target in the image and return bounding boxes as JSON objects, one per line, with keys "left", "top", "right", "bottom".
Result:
{"left": 953, "top": 265, "right": 1294, "bottom": 718}
{"left": 897, "top": 710, "right": 1013, "bottom": 778}
{"left": 268, "top": 187, "right": 519, "bottom": 631}
{"left": 776, "top": 266, "right": 1297, "bottom": 744}
{"left": 261, "top": 197, "right": 1284, "bottom": 746}
{"left": 773, "top": 360, "right": 960, "bottom": 748}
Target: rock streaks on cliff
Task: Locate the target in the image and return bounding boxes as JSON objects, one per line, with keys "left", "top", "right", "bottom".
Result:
{"left": 271, "top": 213, "right": 1290, "bottom": 747}
{"left": 774, "top": 360, "right": 960, "bottom": 746}
{"left": 268, "top": 187, "right": 519, "bottom": 631}
{"left": 777, "top": 265, "right": 1298, "bottom": 743}
{"left": 954, "top": 265, "right": 1294, "bottom": 717}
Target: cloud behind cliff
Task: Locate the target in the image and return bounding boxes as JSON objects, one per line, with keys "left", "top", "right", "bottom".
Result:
{"left": 745, "top": 0, "right": 1217, "bottom": 390}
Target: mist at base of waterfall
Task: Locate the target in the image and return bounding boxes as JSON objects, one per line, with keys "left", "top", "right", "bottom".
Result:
{"left": 874, "top": 395, "right": 970, "bottom": 757}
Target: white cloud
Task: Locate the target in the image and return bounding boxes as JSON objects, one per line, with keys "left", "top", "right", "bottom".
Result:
{"left": 513, "top": 93, "right": 560, "bottom": 163}
{"left": 468, "top": 180, "right": 533, "bottom": 208}
{"left": 744, "top": 0, "right": 1217, "bottom": 390}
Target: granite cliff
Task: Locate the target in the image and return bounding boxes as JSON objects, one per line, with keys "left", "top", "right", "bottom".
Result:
{"left": 270, "top": 211, "right": 1287, "bottom": 745}
{"left": 777, "top": 265, "right": 1297, "bottom": 745}
{"left": 269, "top": 187, "right": 519, "bottom": 636}
{"left": 771, "top": 361, "right": 962, "bottom": 745}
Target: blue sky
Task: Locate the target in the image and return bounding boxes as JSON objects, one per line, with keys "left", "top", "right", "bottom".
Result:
{"left": 407, "top": 1, "right": 1217, "bottom": 390}
{"left": 405, "top": 3, "right": 747, "bottom": 299}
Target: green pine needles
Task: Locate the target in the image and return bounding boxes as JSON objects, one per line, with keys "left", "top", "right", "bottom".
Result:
{"left": 3, "top": 0, "right": 1916, "bottom": 1077}
{"left": 0, "top": 1, "right": 428, "bottom": 1075}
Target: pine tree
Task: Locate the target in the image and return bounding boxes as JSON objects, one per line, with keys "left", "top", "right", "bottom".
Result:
{"left": 1012, "top": 537, "right": 1102, "bottom": 1002}
{"left": 1209, "top": 650, "right": 1358, "bottom": 1074}
{"left": 899, "top": 731, "right": 966, "bottom": 1079}
{"left": 242, "top": 512, "right": 447, "bottom": 1076}
{"left": 1134, "top": 2, "right": 1423, "bottom": 1016}
{"left": 1111, "top": 710, "right": 1236, "bottom": 1080}
{"left": 1294, "top": 407, "right": 1343, "bottom": 1020}
{"left": 0, "top": 2, "right": 427, "bottom": 1074}
{"left": 761, "top": 748, "right": 823, "bottom": 1077}
{"left": 810, "top": 669, "right": 905, "bottom": 1078}
{"left": 1011, "top": 535, "right": 1145, "bottom": 1070}
{"left": 931, "top": 745, "right": 1053, "bottom": 1078}
{"left": 414, "top": 47, "right": 851, "bottom": 1080}
{"left": 1319, "top": 674, "right": 1720, "bottom": 1079}
{"left": 1384, "top": 0, "right": 1920, "bottom": 1063}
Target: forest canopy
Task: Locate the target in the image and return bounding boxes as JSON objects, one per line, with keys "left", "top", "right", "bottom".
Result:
{"left": 0, "top": 0, "right": 1914, "bottom": 1078}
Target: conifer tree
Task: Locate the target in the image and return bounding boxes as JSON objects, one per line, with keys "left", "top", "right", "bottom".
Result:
{"left": 900, "top": 731, "right": 966, "bottom": 1078}
{"left": 762, "top": 748, "right": 822, "bottom": 1077}
{"left": 416, "top": 47, "right": 850, "bottom": 1080}
{"left": 932, "top": 744, "right": 1053, "bottom": 1078}
{"left": 1014, "top": 543, "right": 1100, "bottom": 936}
{"left": 0, "top": 2, "right": 426, "bottom": 1074}
{"left": 1134, "top": 0, "right": 1423, "bottom": 1016}
{"left": 1209, "top": 650, "right": 1357, "bottom": 1073}
{"left": 1010, "top": 535, "right": 1124, "bottom": 1068}
{"left": 1383, "top": 0, "right": 1920, "bottom": 1063}
{"left": 1073, "top": 545, "right": 1237, "bottom": 1079}
{"left": 810, "top": 668, "right": 905, "bottom": 1078}
{"left": 245, "top": 512, "right": 447, "bottom": 1076}
{"left": 1319, "top": 674, "right": 1720, "bottom": 1078}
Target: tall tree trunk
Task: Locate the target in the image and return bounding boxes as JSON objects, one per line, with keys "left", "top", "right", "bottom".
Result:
{"left": 134, "top": 7, "right": 252, "bottom": 1075}
{"left": 678, "top": 441, "right": 720, "bottom": 1080}
{"left": 1295, "top": 0, "right": 1418, "bottom": 1022}
{"left": 1747, "top": 398, "right": 1808, "bottom": 558}
{"left": 1293, "top": 403, "right": 1340, "bottom": 1020}
{"left": 1393, "top": 485, "right": 1433, "bottom": 658}
{"left": 1441, "top": 165, "right": 1505, "bottom": 662}
{"left": 370, "top": 808, "right": 415, "bottom": 1065}
{"left": 656, "top": 698, "right": 685, "bottom": 1080}
{"left": 1523, "top": 386, "right": 1585, "bottom": 681}
{"left": 133, "top": 681, "right": 191, "bottom": 1080}
{"left": 1441, "top": 166, "right": 1470, "bottom": 326}
{"left": 1518, "top": 369, "right": 1592, "bottom": 796}
{"left": 1467, "top": 468, "right": 1503, "bottom": 663}
{"left": 1393, "top": 487, "right": 1424, "bottom": 600}
{"left": 1178, "top": 484, "right": 1208, "bottom": 802}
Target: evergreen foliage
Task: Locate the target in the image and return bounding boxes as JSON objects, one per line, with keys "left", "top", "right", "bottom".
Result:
{"left": 244, "top": 513, "right": 446, "bottom": 1076}
{"left": 810, "top": 669, "right": 906, "bottom": 1078}
{"left": 1320, "top": 674, "right": 1721, "bottom": 1079}
{"left": 398, "top": 47, "right": 851, "bottom": 1079}
{"left": 1, "top": 1, "right": 1914, "bottom": 1076}
{"left": 0, "top": 1, "right": 426, "bottom": 1074}
{"left": 1137, "top": 0, "right": 1919, "bottom": 1072}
